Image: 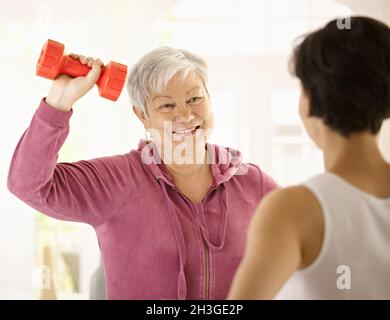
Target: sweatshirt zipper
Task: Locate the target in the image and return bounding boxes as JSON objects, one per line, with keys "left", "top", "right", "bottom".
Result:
{"left": 202, "top": 186, "right": 217, "bottom": 300}
{"left": 204, "top": 239, "right": 210, "bottom": 300}
{"left": 171, "top": 184, "right": 217, "bottom": 300}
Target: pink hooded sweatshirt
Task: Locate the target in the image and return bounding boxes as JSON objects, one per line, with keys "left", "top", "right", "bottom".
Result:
{"left": 7, "top": 99, "right": 278, "bottom": 300}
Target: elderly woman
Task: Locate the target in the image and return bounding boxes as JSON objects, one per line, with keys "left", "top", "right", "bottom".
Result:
{"left": 7, "top": 47, "right": 277, "bottom": 299}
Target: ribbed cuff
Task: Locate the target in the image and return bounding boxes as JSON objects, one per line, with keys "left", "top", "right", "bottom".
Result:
{"left": 34, "top": 97, "right": 73, "bottom": 127}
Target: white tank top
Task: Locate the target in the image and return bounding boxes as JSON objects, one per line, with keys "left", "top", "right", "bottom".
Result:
{"left": 275, "top": 172, "right": 390, "bottom": 300}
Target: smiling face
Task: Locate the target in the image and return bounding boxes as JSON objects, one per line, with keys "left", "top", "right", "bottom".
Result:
{"left": 133, "top": 70, "right": 214, "bottom": 164}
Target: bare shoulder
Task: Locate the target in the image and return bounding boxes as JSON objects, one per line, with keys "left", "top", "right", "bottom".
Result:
{"left": 255, "top": 185, "right": 321, "bottom": 219}
{"left": 251, "top": 185, "right": 324, "bottom": 268}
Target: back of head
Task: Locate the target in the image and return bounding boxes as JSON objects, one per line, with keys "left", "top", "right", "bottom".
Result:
{"left": 290, "top": 16, "right": 390, "bottom": 137}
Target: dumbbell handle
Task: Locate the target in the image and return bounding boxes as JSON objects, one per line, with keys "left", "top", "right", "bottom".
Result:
{"left": 60, "top": 55, "right": 108, "bottom": 88}
{"left": 60, "top": 55, "right": 93, "bottom": 78}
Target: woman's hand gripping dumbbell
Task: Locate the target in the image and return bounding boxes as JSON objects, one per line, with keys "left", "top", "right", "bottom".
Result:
{"left": 36, "top": 39, "right": 128, "bottom": 112}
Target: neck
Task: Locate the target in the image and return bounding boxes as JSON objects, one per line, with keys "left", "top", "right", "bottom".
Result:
{"left": 165, "top": 162, "right": 209, "bottom": 179}
{"left": 164, "top": 147, "right": 214, "bottom": 204}
{"left": 165, "top": 148, "right": 210, "bottom": 177}
{"left": 159, "top": 141, "right": 211, "bottom": 178}
{"left": 323, "top": 131, "right": 386, "bottom": 173}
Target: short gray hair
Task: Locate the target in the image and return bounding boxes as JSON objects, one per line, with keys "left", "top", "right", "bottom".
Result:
{"left": 126, "top": 47, "right": 208, "bottom": 114}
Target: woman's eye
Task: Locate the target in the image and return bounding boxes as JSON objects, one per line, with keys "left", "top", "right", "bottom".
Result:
{"left": 188, "top": 97, "right": 202, "bottom": 104}
{"left": 159, "top": 104, "right": 175, "bottom": 110}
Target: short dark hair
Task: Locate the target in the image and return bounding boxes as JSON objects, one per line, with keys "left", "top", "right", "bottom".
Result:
{"left": 290, "top": 16, "right": 390, "bottom": 137}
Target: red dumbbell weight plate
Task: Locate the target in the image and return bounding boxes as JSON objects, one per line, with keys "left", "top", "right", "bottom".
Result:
{"left": 97, "top": 62, "right": 128, "bottom": 101}
{"left": 36, "top": 39, "right": 65, "bottom": 80}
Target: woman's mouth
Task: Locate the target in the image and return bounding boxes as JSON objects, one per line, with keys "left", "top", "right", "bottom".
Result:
{"left": 172, "top": 125, "right": 201, "bottom": 137}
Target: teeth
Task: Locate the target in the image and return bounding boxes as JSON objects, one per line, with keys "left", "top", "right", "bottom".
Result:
{"left": 173, "top": 127, "right": 197, "bottom": 134}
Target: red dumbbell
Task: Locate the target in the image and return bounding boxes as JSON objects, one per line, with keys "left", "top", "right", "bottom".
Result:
{"left": 36, "top": 39, "right": 128, "bottom": 101}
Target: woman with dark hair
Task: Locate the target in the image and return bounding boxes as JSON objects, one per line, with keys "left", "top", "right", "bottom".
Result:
{"left": 229, "top": 16, "right": 390, "bottom": 299}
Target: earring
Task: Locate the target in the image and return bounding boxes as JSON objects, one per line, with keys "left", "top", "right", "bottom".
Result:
{"left": 145, "top": 130, "right": 152, "bottom": 142}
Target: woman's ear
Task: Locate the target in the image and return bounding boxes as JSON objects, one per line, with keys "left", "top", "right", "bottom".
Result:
{"left": 299, "top": 88, "right": 311, "bottom": 120}
{"left": 298, "top": 87, "right": 325, "bottom": 149}
{"left": 132, "top": 106, "right": 149, "bottom": 127}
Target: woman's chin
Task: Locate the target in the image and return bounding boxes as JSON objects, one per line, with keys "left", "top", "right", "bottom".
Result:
{"left": 155, "top": 134, "right": 207, "bottom": 165}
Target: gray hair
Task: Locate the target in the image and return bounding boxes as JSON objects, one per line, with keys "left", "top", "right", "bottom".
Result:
{"left": 126, "top": 47, "right": 208, "bottom": 114}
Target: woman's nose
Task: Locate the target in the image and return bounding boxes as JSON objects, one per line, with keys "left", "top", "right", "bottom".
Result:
{"left": 174, "top": 104, "right": 195, "bottom": 123}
